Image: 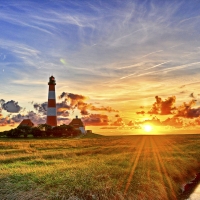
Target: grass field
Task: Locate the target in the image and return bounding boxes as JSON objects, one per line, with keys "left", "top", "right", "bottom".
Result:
{"left": 0, "top": 133, "right": 200, "bottom": 200}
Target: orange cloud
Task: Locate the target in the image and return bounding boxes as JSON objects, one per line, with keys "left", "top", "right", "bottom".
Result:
{"left": 148, "top": 96, "right": 176, "bottom": 115}
{"left": 82, "top": 114, "right": 109, "bottom": 126}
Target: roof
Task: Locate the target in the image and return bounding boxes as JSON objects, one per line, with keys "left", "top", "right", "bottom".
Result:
{"left": 69, "top": 117, "right": 84, "bottom": 128}
{"left": 19, "top": 119, "right": 34, "bottom": 127}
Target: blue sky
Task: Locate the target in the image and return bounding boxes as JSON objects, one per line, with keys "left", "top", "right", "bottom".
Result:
{"left": 1, "top": 0, "right": 200, "bottom": 133}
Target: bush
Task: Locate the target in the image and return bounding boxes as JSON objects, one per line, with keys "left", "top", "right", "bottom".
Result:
{"left": 31, "top": 127, "right": 42, "bottom": 138}
{"left": 6, "top": 128, "right": 23, "bottom": 138}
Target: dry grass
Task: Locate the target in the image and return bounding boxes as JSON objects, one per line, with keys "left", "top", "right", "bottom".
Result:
{"left": 0, "top": 134, "right": 200, "bottom": 200}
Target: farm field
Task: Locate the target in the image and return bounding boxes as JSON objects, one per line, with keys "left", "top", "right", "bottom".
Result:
{"left": 0, "top": 134, "right": 200, "bottom": 200}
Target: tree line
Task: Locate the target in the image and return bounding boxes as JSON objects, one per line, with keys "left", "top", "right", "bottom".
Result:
{"left": 0, "top": 124, "right": 81, "bottom": 138}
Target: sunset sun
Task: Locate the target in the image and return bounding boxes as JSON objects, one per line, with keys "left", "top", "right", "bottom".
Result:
{"left": 143, "top": 124, "right": 153, "bottom": 132}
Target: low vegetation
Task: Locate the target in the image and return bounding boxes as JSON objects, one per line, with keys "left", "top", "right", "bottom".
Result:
{"left": 0, "top": 134, "right": 200, "bottom": 199}
{"left": 1, "top": 124, "right": 80, "bottom": 138}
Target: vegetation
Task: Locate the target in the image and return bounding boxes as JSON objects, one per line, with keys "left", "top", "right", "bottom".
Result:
{"left": 1, "top": 124, "right": 80, "bottom": 138}
{"left": 0, "top": 134, "right": 200, "bottom": 199}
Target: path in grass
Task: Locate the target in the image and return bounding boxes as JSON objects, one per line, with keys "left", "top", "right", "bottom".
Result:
{"left": 0, "top": 134, "right": 200, "bottom": 199}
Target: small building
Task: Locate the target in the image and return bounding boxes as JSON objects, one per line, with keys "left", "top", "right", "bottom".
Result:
{"left": 18, "top": 119, "right": 34, "bottom": 127}
{"left": 87, "top": 130, "right": 92, "bottom": 134}
{"left": 69, "top": 116, "right": 86, "bottom": 134}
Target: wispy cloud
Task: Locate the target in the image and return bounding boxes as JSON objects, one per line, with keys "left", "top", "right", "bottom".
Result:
{"left": 1, "top": 0, "right": 200, "bottom": 130}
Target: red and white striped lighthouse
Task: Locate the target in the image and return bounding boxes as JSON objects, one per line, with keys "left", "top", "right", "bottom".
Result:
{"left": 46, "top": 75, "right": 57, "bottom": 126}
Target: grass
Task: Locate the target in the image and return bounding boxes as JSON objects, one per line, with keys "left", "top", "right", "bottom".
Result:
{"left": 0, "top": 134, "right": 200, "bottom": 199}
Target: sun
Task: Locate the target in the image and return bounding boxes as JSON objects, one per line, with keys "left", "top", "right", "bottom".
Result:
{"left": 143, "top": 124, "right": 153, "bottom": 132}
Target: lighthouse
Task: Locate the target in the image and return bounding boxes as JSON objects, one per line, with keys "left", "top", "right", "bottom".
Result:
{"left": 46, "top": 76, "right": 57, "bottom": 126}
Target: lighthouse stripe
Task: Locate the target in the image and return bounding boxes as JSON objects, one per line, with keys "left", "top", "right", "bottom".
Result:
{"left": 47, "top": 107, "right": 57, "bottom": 116}
{"left": 47, "top": 116, "right": 57, "bottom": 126}
{"left": 48, "top": 99, "right": 56, "bottom": 107}
{"left": 48, "top": 91, "right": 56, "bottom": 99}
{"left": 49, "top": 85, "right": 55, "bottom": 91}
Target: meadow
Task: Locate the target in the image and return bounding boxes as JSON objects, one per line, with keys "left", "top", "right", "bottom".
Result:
{"left": 0, "top": 133, "right": 200, "bottom": 200}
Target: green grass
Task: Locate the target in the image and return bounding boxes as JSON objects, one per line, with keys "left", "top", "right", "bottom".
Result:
{"left": 0, "top": 134, "right": 200, "bottom": 199}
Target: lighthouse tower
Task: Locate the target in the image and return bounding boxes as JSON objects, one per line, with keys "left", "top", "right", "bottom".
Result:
{"left": 46, "top": 76, "right": 57, "bottom": 126}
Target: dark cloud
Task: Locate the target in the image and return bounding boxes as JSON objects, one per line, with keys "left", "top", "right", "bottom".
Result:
{"left": 59, "top": 92, "right": 86, "bottom": 108}
{"left": 56, "top": 100, "right": 71, "bottom": 117}
{"left": 58, "top": 92, "right": 118, "bottom": 116}
{"left": 176, "top": 99, "right": 200, "bottom": 118}
{"left": 13, "top": 111, "right": 46, "bottom": 125}
{"left": 11, "top": 114, "right": 24, "bottom": 123}
{"left": 0, "top": 111, "right": 47, "bottom": 126}
{"left": 57, "top": 109, "right": 70, "bottom": 117}
{"left": 83, "top": 114, "right": 109, "bottom": 126}
{"left": 25, "top": 111, "right": 46, "bottom": 125}
{"left": 57, "top": 101, "right": 71, "bottom": 110}
{"left": 0, "top": 99, "right": 5, "bottom": 105}
{"left": 0, "top": 111, "right": 46, "bottom": 125}
{"left": 59, "top": 92, "right": 67, "bottom": 99}
{"left": 34, "top": 100, "right": 71, "bottom": 117}
{"left": 0, "top": 109, "right": 71, "bottom": 126}
{"left": 0, "top": 116, "right": 14, "bottom": 126}
{"left": 1, "top": 100, "right": 22, "bottom": 113}
{"left": 77, "top": 101, "right": 118, "bottom": 115}
{"left": 115, "top": 114, "right": 120, "bottom": 117}
{"left": 146, "top": 96, "right": 200, "bottom": 119}
{"left": 33, "top": 102, "right": 47, "bottom": 115}
{"left": 148, "top": 96, "right": 176, "bottom": 115}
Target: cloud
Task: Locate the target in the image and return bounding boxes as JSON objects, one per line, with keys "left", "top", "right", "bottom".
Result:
{"left": 56, "top": 101, "right": 71, "bottom": 110}
{"left": 142, "top": 116, "right": 161, "bottom": 126}
{"left": 77, "top": 101, "right": 118, "bottom": 115}
{"left": 0, "top": 115, "right": 15, "bottom": 126}
{"left": 176, "top": 99, "right": 200, "bottom": 118}
{"left": 146, "top": 96, "right": 200, "bottom": 119}
{"left": 59, "top": 92, "right": 86, "bottom": 106}
{"left": 162, "top": 117, "right": 183, "bottom": 127}
{"left": 1, "top": 100, "right": 22, "bottom": 113}
{"left": 57, "top": 109, "right": 70, "bottom": 117}
{"left": 33, "top": 99, "right": 71, "bottom": 118}
{"left": 33, "top": 102, "right": 47, "bottom": 115}
{"left": 189, "top": 92, "right": 195, "bottom": 98}
{"left": 148, "top": 96, "right": 176, "bottom": 115}
{"left": 11, "top": 111, "right": 45, "bottom": 125}
{"left": 0, "top": 110, "right": 46, "bottom": 126}
{"left": 82, "top": 114, "right": 109, "bottom": 126}
{"left": 58, "top": 92, "right": 118, "bottom": 115}
{"left": 111, "top": 118, "right": 125, "bottom": 126}
{"left": 127, "top": 120, "right": 134, "bottom": 126}
{"left": 59, "top": 92, "right": 84, "bottom": 105}
{"left": 136, "top": 111, "right": 145, "bottom": 115}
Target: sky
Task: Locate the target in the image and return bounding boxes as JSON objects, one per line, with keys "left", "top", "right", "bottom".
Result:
{"left": 1, "top": 0, "right": 200, "bottom": 135}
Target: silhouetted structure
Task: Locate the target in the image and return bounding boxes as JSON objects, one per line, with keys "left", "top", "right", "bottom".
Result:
{"left": 46, "top": 76, "right": 57, "bottom": 126}
{"left": 69, "top": 116, "right": 86, "bottom": 134}
{"left": 19, "top": 119, "right": 34, "bottom": 127}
